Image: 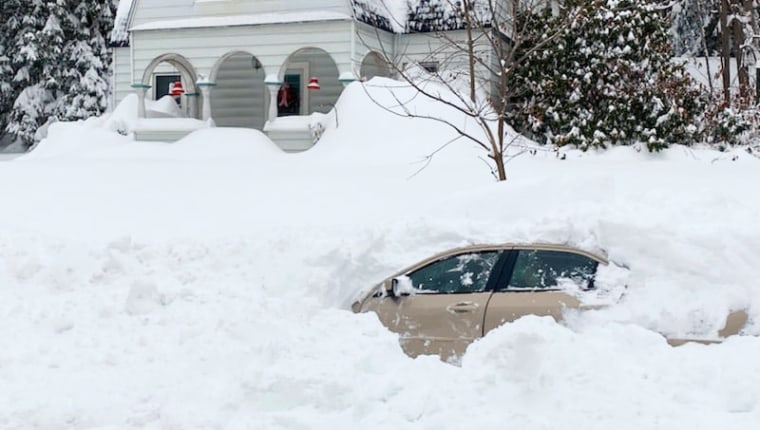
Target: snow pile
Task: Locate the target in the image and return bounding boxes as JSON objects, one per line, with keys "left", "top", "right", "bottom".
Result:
{"left": 1, "top": 76, "right": 760, "bottom": 428}
{"left": 100, "top": 93, "right": 197, "bottom": 135}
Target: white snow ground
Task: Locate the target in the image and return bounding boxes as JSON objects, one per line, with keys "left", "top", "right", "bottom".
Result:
{"left": 1, "top": 80, "right": 759, "bottom": 429}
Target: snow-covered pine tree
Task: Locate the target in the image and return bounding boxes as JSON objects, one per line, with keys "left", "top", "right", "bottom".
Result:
{"left": 3, "top": 0, "right": 115, "bottom": 148}
{"left": 0, "top": 0, "right": 24, "bottom": 140}
{"left": 0, "top": 45, "right": 15, "bottom": 138}
{"left": 508, "top": 0, "right": 706, "bottom": 151}
{"left": 54, "top": 0, "right": 114, "bottom": 121}
{"left": 5, "top": 0, "right": 51, "bottom": 144}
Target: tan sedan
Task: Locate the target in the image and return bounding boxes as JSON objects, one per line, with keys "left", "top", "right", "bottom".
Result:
{"left": 352, "top": 244, "right": 748, "bottom": 361}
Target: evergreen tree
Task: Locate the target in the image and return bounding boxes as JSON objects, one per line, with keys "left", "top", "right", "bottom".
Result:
{"left": 0, "top": 0, "right": 23, "bottom": 138}
{"left": 55, "top": 0, "right": 114, "bottom": 121}
{"left": 5, "top": 0, "right": 49, "bottom": 144}
{"left": 508, "top": 0, "right": 706, "bottom": 151}
{"left": 1, "top": 0, "right": 115, "bottom": 148}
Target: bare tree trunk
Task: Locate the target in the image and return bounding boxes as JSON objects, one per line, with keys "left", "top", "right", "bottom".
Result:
{"left": 462, "top": 0, "right": 477, "bottom": 103}
{"left": 740, "top": 0, "right": 759, "bottom": 103}
{"left": 731, "top": 0, "right": 750, "bottom": 106}
{"left": 720, "top": 0, "right": 732, "bottom": 105}
{"left": 695, "top": 0, "right": 714, "bottom": 94}
{"left": 358, "top": 0, "right": 577, "bottom": 182}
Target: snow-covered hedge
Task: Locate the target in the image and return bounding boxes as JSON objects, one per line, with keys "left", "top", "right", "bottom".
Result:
{"left": 508, "top": 0, "right": 707, "bottom": 151}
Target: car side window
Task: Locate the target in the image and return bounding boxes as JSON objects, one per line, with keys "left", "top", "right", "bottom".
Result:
{"left": 504, "top": 250, "right": 598, "bottom": 291}
{"left": 406, "top": 251, "right": 500, "bottom": 294}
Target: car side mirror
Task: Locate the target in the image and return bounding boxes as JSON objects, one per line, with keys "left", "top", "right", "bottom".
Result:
{"left": 385, "top": 278, "right": 398, "bottom": 297}
{"left": 385, "top": 277, "right": 410, "bottom": 297}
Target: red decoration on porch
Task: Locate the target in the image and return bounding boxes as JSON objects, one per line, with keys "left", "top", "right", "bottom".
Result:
{"left": 306, "top": 77, "right": 320, "bottom": 90}
{"left": 169, "top": 81, "right": 185, "bottom": 96}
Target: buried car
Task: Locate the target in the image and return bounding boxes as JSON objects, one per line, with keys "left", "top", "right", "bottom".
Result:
{"left": 351, "top": 243, "right": 748, "bottom": 361}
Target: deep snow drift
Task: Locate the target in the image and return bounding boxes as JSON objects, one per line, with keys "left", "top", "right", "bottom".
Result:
{"left": 1, "top": 80, "right": 759, "bottom": 429}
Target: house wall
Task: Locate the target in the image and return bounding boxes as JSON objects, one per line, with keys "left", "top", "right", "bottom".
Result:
{"left": 398, "top": 30, "right": 493, "bottom": 87}
{"left": 112, "top": 47, "right": 133, "bottom": 108}
{"left": 129, "top": 20, "right": 353, "bottom": 81}
{"left": 120, "top": 20, "right": 353, "bottom": 125}
{"left": 131, "top": 0, "right": 351, "bottom": 27}
{"left": 354, "top": 21, "right": 396, "bottom": 77}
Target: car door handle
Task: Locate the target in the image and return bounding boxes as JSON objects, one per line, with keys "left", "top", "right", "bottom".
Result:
{"left": 446, "top": 301, "right": 479, "bottom": 314}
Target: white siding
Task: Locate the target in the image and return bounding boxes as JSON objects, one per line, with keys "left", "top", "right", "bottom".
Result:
{"left": 116, "top": 20, "right": 354, "bottom": 128}
{"left": 354, "top": 22, "right": 395, "bottom": 76}
{"left": 130, "top": 20, "right": 354, "bottom": 83}
{"left": 131, "top": 0, "right": 351, "bottom": 28}
{"left": 212, "top": 53, "right": 267, "bottom": 128}
{"left": 112, "top": 47, "right": 133, "bottom": 109}
{"left": 398, "top": 30, "right": 493, "bottom": 83}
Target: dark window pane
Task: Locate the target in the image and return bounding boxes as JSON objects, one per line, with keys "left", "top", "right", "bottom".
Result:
{"left": 420, "top": 62, "right": 438, "bottom": 73}
{"left": 407, "top": 251, "right": 500, "bottom": 294}
{"left": 154, "top": 74, "right": 181, "bottom": 99}
{"left": 505, "top": 250, "right": 598, "bottom": 291}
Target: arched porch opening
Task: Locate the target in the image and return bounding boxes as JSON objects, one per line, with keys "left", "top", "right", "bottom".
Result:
{"left": 360, "top": 51, "right": 391, "bottom": 80}
{"left": 279, "top": 47, "right": 341, "bottom": 117}
{"left": 209, "top": 51, "right": 267, "bottom": 129}
{"left": 140, "top": 53, "right": 199, "bottom": 119}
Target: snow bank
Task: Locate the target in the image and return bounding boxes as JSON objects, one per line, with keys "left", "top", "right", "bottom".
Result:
{"left": 1, "top": 74, "right": 760, "bottom": 428}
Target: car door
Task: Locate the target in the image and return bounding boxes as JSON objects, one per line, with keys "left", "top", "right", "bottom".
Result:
{"left": 484, "top": 247, "right": 601, "bottom": 334}
{"left": 361, "top": 250, "right": 503, "bottom": 360}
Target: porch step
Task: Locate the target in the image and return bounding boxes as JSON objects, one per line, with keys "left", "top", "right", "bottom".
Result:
{"left": 131, "top": 118, "right": 210, "bottom": 143}
{"left": 263, "top": 116, "right": 318, "bottom": 152}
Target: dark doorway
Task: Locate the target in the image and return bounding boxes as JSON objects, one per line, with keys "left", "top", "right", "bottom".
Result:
{"left": 277, "top": 73, "right": 301, "bottom": 116}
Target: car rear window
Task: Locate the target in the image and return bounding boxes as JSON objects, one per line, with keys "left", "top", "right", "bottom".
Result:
{"left": 504, "top": 249, "right": 598, "bottom": 290}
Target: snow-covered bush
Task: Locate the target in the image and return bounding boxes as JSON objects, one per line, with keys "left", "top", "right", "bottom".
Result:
{"left": 702, "top": 105, "right": 755, "bottom": 146}
{"left": 508, "top": 0, "right": 706, "bottom": 151}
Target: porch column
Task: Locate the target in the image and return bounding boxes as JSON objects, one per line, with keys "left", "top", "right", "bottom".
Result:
{"left": 265, "top": 75, "right": 282, "bottom": 123}
{"left": 130, "top": 83, "right": 151, "bottom": 118}
{"left": 184, "top": 92, "right": 200, "bottom": 119}
{"left": 197, "top": 82, "right": 216, "bottom": 122}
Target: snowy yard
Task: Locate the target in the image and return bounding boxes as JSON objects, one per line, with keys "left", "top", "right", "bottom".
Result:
{"left": 1, "top": 81, "right": 759, "bottom": 429}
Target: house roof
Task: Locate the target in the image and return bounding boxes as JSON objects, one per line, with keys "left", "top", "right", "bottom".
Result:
{"left": 109, "top": 0, "right": 491, "bottom": 47}
{"left": 130, "top": 11, "right": 352, "bottom": 32}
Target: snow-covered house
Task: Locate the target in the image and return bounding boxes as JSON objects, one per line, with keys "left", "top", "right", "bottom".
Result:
{"left": 111, "top": 0, "right": 505, "bottom": 150}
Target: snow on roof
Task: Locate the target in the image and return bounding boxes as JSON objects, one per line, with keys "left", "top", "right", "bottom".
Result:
{"left": 352, "top": 0, "right": 493, "bottom": 33}
{"left": 351, "top": 0, "right": 407, "bottom": 33}
{"left": 130, "top": 11, "right": 352, "bottom": 32}
{"left": 110, "top": 0, "right": 135, "bottom": 47}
